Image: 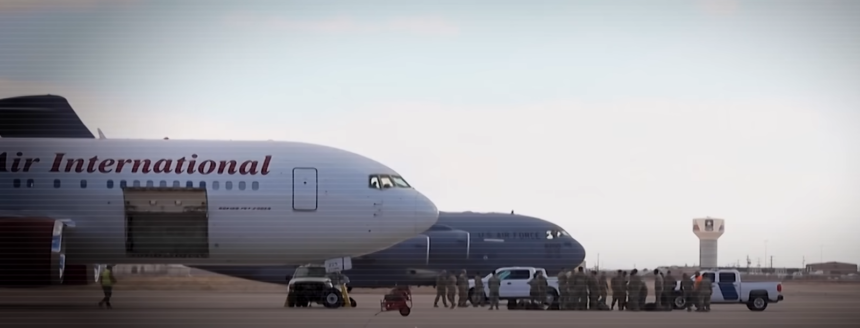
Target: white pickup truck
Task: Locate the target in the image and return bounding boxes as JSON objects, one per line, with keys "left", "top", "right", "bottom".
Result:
{"left": 670, "top": 269, "right": 784, "bottom": 311}
{"left": 468, "top": 266, "right": 560, "bottom": 309}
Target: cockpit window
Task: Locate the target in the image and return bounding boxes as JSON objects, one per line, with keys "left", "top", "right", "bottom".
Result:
{"left": 379, "top": 176, "right": 394, "bottom": 189}
{"left": 391, "top": 176, "right": 411, "bottom": 188}
{"left": 546, "top": 229, "right": 570, "bottom": 239}
{"left": 368, "top": 174, "right": 412, "bottom": 189}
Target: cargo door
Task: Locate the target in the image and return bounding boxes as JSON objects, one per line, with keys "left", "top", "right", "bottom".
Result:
{"left": 123, "top": 187, "right": 209, "bottom": 258}
{"left": 292, "top": 167, "right": 318, "bottom": 211}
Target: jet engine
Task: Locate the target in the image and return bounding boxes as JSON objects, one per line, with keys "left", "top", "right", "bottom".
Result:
{"left": 425, "top": 226, "right": 470, "bottom": 267}
{"left": 360, "top": 234, "right": 431, "bottom": 267}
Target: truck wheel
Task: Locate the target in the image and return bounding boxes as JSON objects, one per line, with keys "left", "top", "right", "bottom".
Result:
{"left": 545, "top": 290, "right": 559, "bottom": 309}
{"left": 747, "top": 295, "right": 768, "bottom": 311}
{"left": 507, "top": 300, "right": 517, "bottom": 310}
{"left": 672, "top": 293, "right": 686, "bottom": 310}
{"left": 322, "top": 289, "right": 344, "bottom": 308}
{"left": 286, "top": 294, "right": 297, "bottom": 307}
{"left": 468, "top": 288, "right": 487, "bottom": 306}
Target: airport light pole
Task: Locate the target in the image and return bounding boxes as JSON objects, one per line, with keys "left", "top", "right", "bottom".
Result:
{"left": 764, "top": 240, "right": 768, "bottom": 266}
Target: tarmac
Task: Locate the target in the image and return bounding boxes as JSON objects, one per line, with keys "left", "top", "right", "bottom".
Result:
{"left": 2, "top": 282, "right": 859, "bottom": 328}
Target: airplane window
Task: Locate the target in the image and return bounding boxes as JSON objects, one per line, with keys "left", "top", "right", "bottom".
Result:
{"left": 238, "top": 181, "right": 246, "bottom": 191}
{"left": 212, "top": 181, "right": 220, "bottom": 190}
{"left": 146, "top": 180, "right": 153, "bottom": 187}
{"left": 173, "top": 181, "right": 180, "bottom": 188}
{"left": 12, "top": 179, "right": 20, "bottom": 188}
{"left": 368, "top": 175, "right": 380, "bottom": 189}
{"left": 159, "top": 180, "right": 167, "bottom": 187}
{"left": 251, "top": 181, "right": 259, "bottom": 191}
{"left": 186, "top": 181, "right": 193, "bottom": 188}
{"left": 53, "top": 179, "right": 61, "bottom": 188}
{"left": 391, "top": 175, "right": 411, "bottom": 188}
{"left": 80, "top": 180, "right": 87, "bottom": 189}
{"left": 546, "top": 229, "right": 563, "bottom": 239}
{"left": 199, "top": 181, "right": 206, "bottom": 189}
{"left": 107, "top": 180, "right": 114, "bottom": 189}
{"left": 120, "top": 180, "right": 127, "bottom": 188}
{"left": 26, "top": 179, "right": 34, "bottom": 188}
{"left": 379, "top": 176, "right": 394, "bottom": 189}
{"left": 134, "top": 180, "right": 141, "bottom": 187}
{"left": 225, "top": 181, "right": 233, "bottom": 190}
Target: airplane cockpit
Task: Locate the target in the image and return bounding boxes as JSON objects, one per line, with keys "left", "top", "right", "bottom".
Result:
{"left": 545, "top": 228, "right": 572, "bottom": 240}
{"left": 368, "top": 174, "right": 411, "bottom": 190}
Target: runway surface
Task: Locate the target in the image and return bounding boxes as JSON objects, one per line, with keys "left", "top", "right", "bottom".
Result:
{"left": 2, "top": 283, "right": 859, "bottom": 328}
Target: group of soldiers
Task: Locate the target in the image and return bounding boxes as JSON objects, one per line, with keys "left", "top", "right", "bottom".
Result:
{"left": 433, "top": 270, "right": 504, "bottom": 310}
{"left": 556, "top": 268, "right": 714, "bottom": 312}
{"left": 433, "top": 268, "right": 715, "bottom": 312}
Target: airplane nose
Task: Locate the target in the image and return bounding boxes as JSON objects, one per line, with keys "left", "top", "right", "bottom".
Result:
{"left": 565, "top": 238, "right": 587, "bottom": 268}
{"left": 414, "top": 192, "right": 439, "bottom": 233}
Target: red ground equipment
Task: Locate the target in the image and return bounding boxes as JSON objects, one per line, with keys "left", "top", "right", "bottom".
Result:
{"left": 379, "top": 285, "right": 413, "bottom": 316}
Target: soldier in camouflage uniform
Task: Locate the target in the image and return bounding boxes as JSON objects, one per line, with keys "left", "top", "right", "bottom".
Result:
{"left": 680, "top": 272, "right": 695, "bottom": 312}
{"left": 587, "top": 270, "right": 600, "bottom": 310}
{"left": 572, "top": 267, "right": 587, "bottom": 310}
{"left": 434, "top": 270, "right": 448, "bottom": 308}
{"left": 487, "top": 272, "right": 501, "bottom": 310}
{"left": 557, "top": 268, "right": 568, "bottom": 310}
{"left": 620, "top": 271, "right": 629, "bottom": 310}
{"left": 446, "top": 273, "right": 457, "bottom": 309}
{"left": 626, "top": 269, "right": 641, "bottom": 311}
{"left": 653, "top": 269, "right": 664, "bottom": 310}
{"left": 663, "top": 270, "right": 676, "bottom": 311}
{"left": 457, "top": 270, "right": 469, "bottom": 307}
{"left": 610, "top": 270, "right": 622, "bottom": 310}
{"left": 598, "top": 271, "right": 609, "bottom": 308}
{"left": 697, "top": 274, "right": 712, "bottom": 312}
{"left": 473, "top": 272, "right": 486, "bottom": 307}
{"left": 536, "top": 271, "right": 548, "bottom": 309}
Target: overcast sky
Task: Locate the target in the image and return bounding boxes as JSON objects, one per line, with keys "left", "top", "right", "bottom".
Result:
{"left": 2, "top": 0, "right": 859, "bottom": 269}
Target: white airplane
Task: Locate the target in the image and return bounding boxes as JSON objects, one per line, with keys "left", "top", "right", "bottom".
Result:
{"left": 0, "top": 137, "right": 439, "bottom": 284}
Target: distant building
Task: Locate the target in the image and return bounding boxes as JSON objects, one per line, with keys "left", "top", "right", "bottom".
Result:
{"left": 805, "top": 262, "right": 858, "bottom": 275}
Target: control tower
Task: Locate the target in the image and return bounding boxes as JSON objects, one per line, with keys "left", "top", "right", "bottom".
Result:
{"left": 692, "top": 217, "right": 725, "bottom": 268}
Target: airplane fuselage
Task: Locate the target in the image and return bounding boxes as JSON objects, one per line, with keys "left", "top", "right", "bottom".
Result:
{"left": 0, "top": 138, "right": 439, "bottom": 266}
{"left": 195, "top": 212, "right": 586, "bottom": 287}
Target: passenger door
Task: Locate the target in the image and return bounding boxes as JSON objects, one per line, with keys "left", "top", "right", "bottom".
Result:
{"left": 701, "top": 272, "right": 722, "bottom": 303}
{"left": 292, "top": 168, "right": 318, "bottom": 211}
{"left": 717, "top": 271, "right": 740, "bottom": 301}
{"left": 499, "top": 269, "right": 532, "bottom": 298}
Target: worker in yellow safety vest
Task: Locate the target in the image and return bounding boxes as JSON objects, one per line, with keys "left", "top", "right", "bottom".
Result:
{"left": 97, "top": 265, "right": 117, "bottom": 309}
